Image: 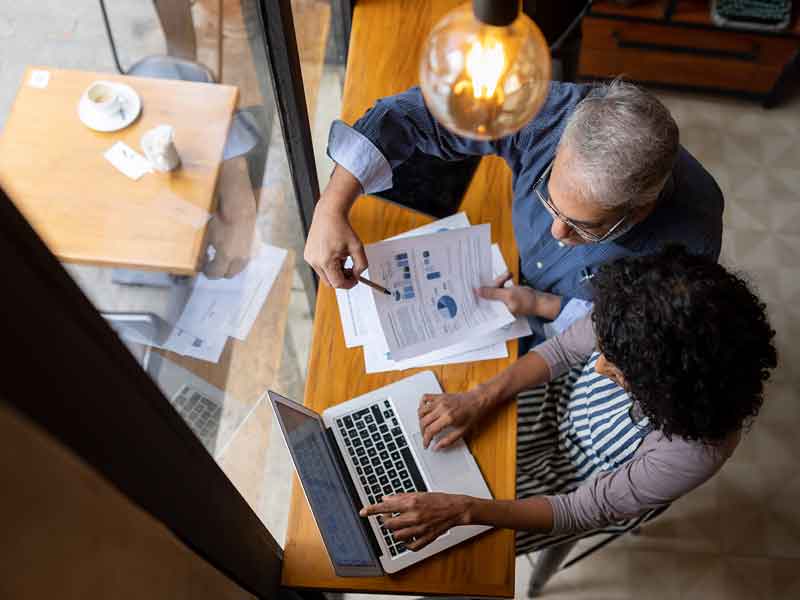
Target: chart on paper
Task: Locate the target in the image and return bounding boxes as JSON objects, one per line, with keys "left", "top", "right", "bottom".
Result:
{"left": 335, "top": 212, "right": 472, "bottom": 348}
{"left": 365, "top": 224, "right": 515, "bottom": 361}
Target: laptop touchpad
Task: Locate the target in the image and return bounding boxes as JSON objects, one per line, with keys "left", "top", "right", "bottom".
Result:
{"left": 411, "top": 432, "right": 471, "bottom": 491}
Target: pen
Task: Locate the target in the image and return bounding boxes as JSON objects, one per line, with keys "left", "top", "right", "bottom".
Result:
{"left": 357, "top": 275, "right": 391, "bottom": 295}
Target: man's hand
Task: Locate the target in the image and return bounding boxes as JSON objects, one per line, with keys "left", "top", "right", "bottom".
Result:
{"left": 477, "top": 272, "right": 562, "bottom": 319}
{"left": 203, "top": 212, "right": 255, "bottom": 278}
{"left": 203, "top": 157, "right": 256, "bottom": 279}
{"left": 359, "top": 492, "right": 473, "bottom": 551}
{"left": 304, "top": 203, "right": 367, "bottom": 289}
{"left": 418, "top": 388, "right": 491, "bottom": 450}
{"left": 303, "top": 166, "right": 366, "bottom": 289}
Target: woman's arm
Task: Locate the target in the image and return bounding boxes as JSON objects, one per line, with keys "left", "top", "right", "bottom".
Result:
{"left": 361, "top": 431, "right": 735, "bottom": 551}
{"left": 547, "top": 432, "right": 735, "bottom": 534}
{"left": 419, "top": 314, "right": 598, "bottom": 449}
{"left": 360, "top": 493, "right": 554, "bottom": 551}
{"left": 419, "top": 350, "right": 552, "bottom": 448}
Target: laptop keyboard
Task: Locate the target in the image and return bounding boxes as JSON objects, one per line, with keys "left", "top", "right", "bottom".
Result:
{"left": 171, "top": 384, "right": 221, "bottom": 452}
{"left": 336, "top": 399, "right": 428, "bottom": 557}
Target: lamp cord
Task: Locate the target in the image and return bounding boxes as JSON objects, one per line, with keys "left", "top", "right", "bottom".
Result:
{"left": 550, "top": 1, "right": 593, "bottom": 53}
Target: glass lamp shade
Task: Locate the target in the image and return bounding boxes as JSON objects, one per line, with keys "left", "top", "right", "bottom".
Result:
{"left": 419, "top": 3, "right": 551, "bottom": 140}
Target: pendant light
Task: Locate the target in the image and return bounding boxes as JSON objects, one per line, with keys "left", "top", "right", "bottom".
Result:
{"left": 419, "top": 0, "right": 551, "bottom": 140}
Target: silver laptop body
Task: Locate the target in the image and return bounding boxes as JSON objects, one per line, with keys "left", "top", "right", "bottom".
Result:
{"left": 269, "top": 370, "right": 492, "bottom": 575}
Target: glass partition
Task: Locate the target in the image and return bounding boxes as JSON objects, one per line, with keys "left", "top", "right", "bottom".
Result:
{"left": 0, "top": 0, "right": 341, "bottom": 545}
{"left": 292, "top": 0, "right": 346, "bottom": 190}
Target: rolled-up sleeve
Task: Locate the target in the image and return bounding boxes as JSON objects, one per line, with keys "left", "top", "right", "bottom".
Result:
{"left": 326, "top": 87, "right": 518, "bottom": 195}
{"left": 327, "top": 120, "right": 394, "bottom": 194}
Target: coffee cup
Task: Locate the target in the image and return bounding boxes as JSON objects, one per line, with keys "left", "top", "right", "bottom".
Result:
{"left": 84, "top": 81, "right": 122, "bottom": 117}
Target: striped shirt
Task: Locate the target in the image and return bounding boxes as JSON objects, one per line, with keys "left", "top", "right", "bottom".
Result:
{"left": 533, "top": 314, "right": 738, "bottom": 534}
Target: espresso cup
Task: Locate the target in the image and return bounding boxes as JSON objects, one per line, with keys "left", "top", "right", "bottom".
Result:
{"left": 85, "top": 81, "right": 122, "bottom": 117}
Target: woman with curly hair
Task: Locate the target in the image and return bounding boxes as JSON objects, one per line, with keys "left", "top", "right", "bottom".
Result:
{"left": 360, "top": 245, "right": 777, "bottom": 591}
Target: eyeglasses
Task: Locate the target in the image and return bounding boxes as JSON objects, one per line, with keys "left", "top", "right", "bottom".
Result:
{"left": 534, "top": 161, "right": 631, "bottom": 243}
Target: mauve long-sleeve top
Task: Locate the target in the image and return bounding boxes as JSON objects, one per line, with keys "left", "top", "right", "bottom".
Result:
{"left": 533, "top": 314, "right": 738, "bottom": 534}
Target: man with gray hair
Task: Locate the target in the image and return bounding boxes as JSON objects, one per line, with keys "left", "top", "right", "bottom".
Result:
{"left": 304, "top": 80, "right": 723, "bottom": 339}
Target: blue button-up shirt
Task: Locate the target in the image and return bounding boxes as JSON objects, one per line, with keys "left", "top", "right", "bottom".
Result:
{"left": 327, "top": 82, "right": 724, "bottom": 335}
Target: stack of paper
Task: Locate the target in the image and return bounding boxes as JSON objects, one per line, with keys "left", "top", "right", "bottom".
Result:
{"left": 335, "top": 214, "right": 532, "bottom": 373}
{"left": 121, "top": 243, "right": 288, "bottom": 363}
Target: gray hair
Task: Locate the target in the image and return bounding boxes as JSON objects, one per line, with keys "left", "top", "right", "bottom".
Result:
{"left": 557, "top": 80, "right": 679, "bottom": 211}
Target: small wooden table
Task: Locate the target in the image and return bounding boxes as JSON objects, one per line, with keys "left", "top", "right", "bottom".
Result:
{"left": 0, "top": 67, "right": 238, "bottom": 275}
{"left": 281, "top": 1, "right": 517, "bottom": 597}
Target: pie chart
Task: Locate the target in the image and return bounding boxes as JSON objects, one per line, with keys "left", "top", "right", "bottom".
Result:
{"left": 436, "top": 295, "right": 458, "bottom": 319}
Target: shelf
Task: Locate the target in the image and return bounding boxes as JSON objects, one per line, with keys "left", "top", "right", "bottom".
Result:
{"left": 589, "top": 0, "right": 800, "bottom": 36}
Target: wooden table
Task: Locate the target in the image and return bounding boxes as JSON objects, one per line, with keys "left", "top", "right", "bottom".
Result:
{"left": 281, "top": 1, "right": 518, "bottom": 597}
{"left": 0, "top": 67, "right": 238, "bottom": 275}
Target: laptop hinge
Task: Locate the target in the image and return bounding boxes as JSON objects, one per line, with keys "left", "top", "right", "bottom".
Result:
{"left": 325, "top": 427, "right": 383, "bottom": 560}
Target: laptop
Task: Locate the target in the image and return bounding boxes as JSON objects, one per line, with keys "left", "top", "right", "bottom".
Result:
{"left": 102, "top": 312, "right": 224, "bottom": 454}
{"left": 269, "top": 370, "right": 492, "bottom": 575}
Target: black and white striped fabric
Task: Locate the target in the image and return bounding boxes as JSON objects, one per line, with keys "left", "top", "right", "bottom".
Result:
{"left": 516, "top": 352, "right": 654, "bottom": 555}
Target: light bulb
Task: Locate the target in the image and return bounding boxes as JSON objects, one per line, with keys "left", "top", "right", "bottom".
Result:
{"left": 419, "top": 3, "right": 551, "bottom": 140}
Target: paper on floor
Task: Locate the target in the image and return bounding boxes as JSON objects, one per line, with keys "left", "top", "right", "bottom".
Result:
{"left": 163, "top": 325, "right": 228, "bottom": 363}
{"left": 176, "top": 243, "right": 288, "bottom": 343}
{"left": 126, "top": 243, "right": 287, "bottom": 364}
{"left": 365, "top": 223, "right": 515, "bottom": 361}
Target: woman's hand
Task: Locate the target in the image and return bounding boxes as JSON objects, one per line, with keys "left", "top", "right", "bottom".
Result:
{"left": 418, "top": 388, "right": 492, "bottom": 449}
{"left": 360, "top": 492, "right": 473, "bottom": 551}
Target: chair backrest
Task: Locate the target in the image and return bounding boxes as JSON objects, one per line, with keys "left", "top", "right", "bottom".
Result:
{"left": 100, "top": 0, "right": 262, "bottom": 163}
{"left": 126, "top": 55, "right": 215, "bottom": 83}
{"left": 98, "top": 0, "right": 198, "bottom": 72}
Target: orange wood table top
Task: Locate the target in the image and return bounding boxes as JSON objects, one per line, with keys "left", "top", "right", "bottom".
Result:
{"left": 281, "top": 1, "right": 518, "bottom": 596}
{"left": 0, "top": 67, "right": 238, "bottom": 275}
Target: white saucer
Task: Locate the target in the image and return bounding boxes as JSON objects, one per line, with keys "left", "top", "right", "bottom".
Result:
{"left": 78, "top": 83, "right": 142, "bottom": 132}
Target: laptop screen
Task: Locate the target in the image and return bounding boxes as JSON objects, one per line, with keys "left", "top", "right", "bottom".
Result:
{"left": 272, "top": 396, "right": 379, "bottom": 569}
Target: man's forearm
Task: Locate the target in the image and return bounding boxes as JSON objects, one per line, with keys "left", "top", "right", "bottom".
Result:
{"left": 466, "top": 496, "right": 554, "bottom": 533}
{"left": 475, "top": 350, "right": 553, "bottom": 411}
{"left": 218, "top": 157, "right": 257, "bottom": 221}
{"left": 317, "top": 164, "right": 363, "bottom": 216}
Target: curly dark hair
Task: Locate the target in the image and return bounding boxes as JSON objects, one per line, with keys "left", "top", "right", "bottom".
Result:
{"left": 591, "top": 245, "right": 777, "bottom": 443}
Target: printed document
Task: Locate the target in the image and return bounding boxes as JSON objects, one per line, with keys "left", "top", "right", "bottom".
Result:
{"left": 176, "top": 243, "right": 287, "bottom": 343}
{"left": 362, "top": 244, "right": 532, "bottom": 373}
{"left": 335, "top": 212, "right": 470, "bottom": 348}
{"left": 130, "top": 243, "right": 287, "bottom": 364}
{"left": 364, "top": 223, "right": 514, "bottom": 361}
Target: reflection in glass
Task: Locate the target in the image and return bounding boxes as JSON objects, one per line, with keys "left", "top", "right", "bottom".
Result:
{"left": 0, "top": 0, "right": 339, "bottom": 545}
